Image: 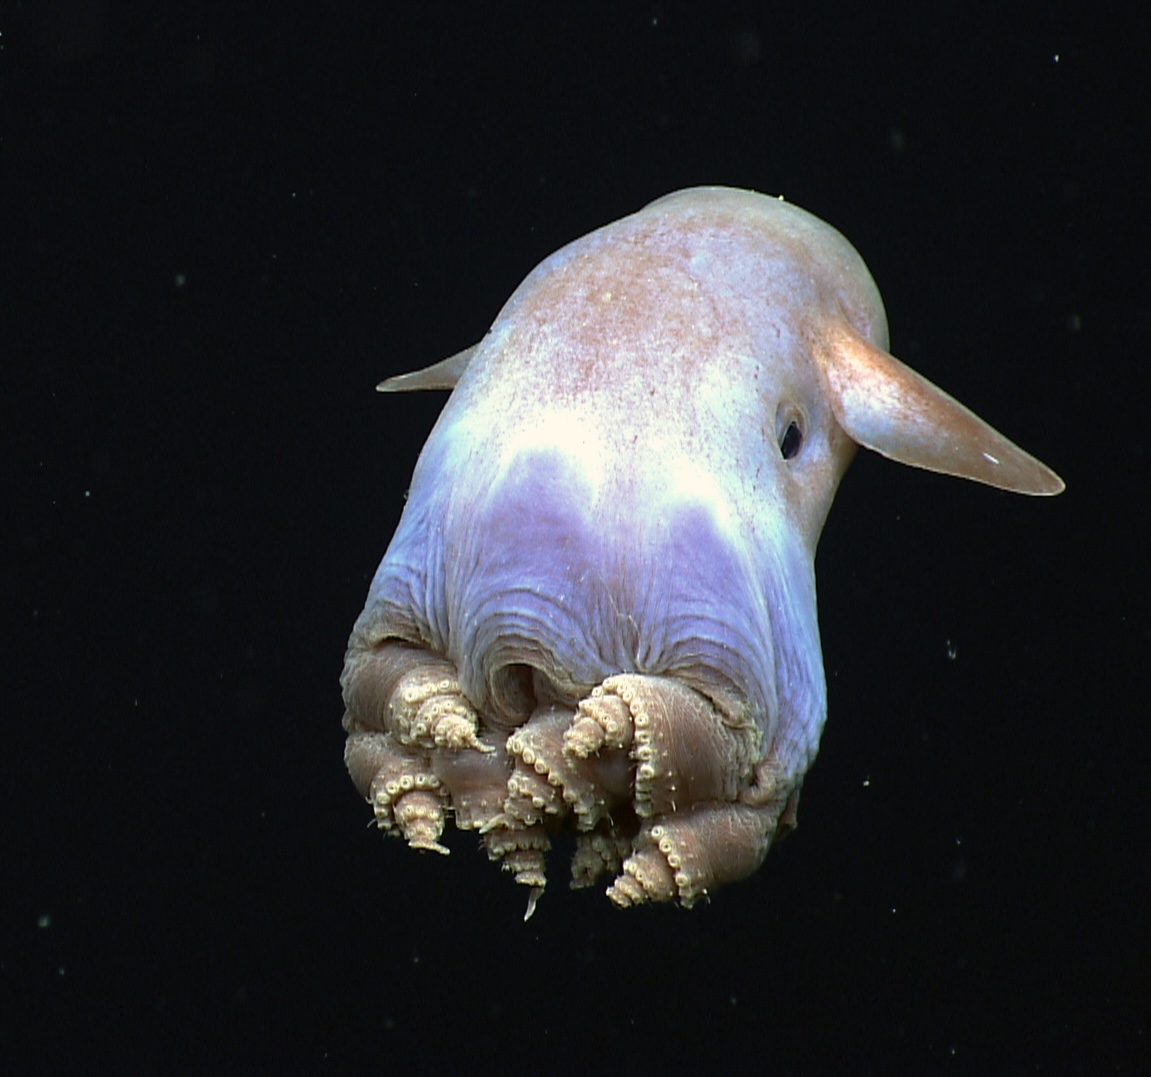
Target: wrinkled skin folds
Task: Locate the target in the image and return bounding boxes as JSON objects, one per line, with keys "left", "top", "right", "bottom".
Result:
{"left": 340, "top": 187, "right": 1062, "bottom": 915}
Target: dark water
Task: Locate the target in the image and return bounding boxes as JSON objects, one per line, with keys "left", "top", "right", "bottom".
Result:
{"left": 4, "top": 4, "right": 1146, "bottom": 1072}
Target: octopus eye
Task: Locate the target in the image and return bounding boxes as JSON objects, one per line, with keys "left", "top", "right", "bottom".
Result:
{"left": 779, "top": 421, "right": 803, "bottom": 460}
{"left": 776, "top": 407, "right": 805, "bottom": 461}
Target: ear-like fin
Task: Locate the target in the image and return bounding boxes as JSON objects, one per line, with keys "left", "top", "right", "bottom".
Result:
{"left": 376, "top": 343, "right": 480, "bottom": 393}
{"left": 820, "top": 322, "right": 1064, "bottom": 495}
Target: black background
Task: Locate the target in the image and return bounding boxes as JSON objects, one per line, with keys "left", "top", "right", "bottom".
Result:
{"left": 4, "top": 3, "right": 1148, "bottom": 1072}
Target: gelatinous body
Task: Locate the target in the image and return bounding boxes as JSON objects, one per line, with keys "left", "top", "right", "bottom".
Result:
{"left": 340, "top": 187, "right": 1062, "bottom": 914}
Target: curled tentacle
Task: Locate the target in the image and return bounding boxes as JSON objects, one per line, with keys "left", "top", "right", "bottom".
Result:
{"left": 344, "top": 731, "right": 449, "bottom": 854}
{"left": 608, "top": 803, "right": 775, "bottom": 908}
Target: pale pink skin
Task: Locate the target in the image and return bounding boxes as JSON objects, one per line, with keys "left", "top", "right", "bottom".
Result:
{"left": 340, "top": 187, "right": 1062, "bottom": 913}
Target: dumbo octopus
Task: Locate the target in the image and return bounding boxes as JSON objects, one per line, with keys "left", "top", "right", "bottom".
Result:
{"left": 340, "top": 187, "right": 1062, "bottom": 916}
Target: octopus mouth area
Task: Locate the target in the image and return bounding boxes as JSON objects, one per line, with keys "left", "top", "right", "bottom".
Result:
{"left": 342, "top": 642, "right": 799, "bottom": 917}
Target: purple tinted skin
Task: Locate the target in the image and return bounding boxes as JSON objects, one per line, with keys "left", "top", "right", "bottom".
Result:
{"left": 341, "top": 187, "right": 1062, "bottom": 910}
